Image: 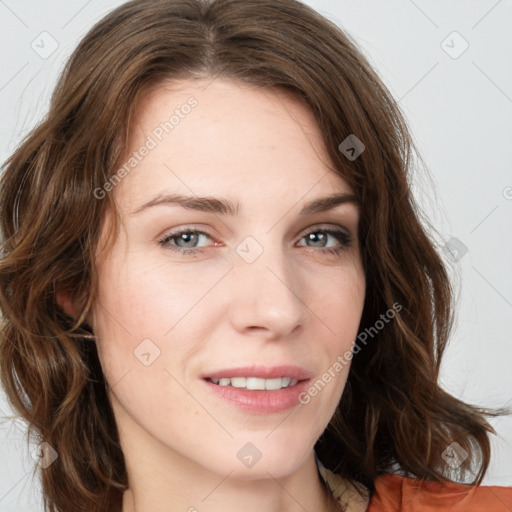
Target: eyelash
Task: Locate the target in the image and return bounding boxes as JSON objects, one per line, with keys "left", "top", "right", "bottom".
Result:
{"left": 157, "top": 226, "right": 353, "bottom": 257}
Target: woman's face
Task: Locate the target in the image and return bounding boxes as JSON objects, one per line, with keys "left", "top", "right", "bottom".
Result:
{"left": 90, "top": 78, "right": 365, "bottom": 479}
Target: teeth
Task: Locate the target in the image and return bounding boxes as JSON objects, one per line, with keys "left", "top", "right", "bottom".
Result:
{"left": 247, "top": 377, "right": 266, "bottom": 390}
{"left": 208, "top": 377, "right": 299, "bottom": 390}
{"left": 264, "top": 378, "right": 283, "bottom": 390}
{"left": 230, "top": 377, "right": 246, "bottom": 388}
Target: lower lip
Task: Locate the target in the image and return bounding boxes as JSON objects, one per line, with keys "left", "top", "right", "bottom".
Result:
{"left": 202, "top": 378, "right": 311, "bottom": 414}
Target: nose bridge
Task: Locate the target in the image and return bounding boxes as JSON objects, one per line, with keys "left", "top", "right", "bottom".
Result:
{"left": 227, "top": 233, "right": 308, "bottom": 337}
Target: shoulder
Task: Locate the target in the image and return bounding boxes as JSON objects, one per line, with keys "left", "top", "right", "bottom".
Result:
{"left": 367, "top": 473, "right": 512, "bottom": 512}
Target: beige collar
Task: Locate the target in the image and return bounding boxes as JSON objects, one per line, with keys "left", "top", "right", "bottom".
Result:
{"left": 316, "top": 454, "right": 371, "bottom": 511}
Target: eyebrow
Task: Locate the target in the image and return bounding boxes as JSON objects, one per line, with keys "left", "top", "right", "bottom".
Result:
{"left": 130, "top": 192, "right": 358, "bottom": 216}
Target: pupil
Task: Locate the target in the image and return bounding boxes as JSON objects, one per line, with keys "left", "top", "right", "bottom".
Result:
{"left": 179, "top": 233, "right": 197, "bottom": 248}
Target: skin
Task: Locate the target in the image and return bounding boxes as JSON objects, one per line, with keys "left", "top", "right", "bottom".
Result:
{"left": 68, "top": 78, "right": 367, "bottom": 511}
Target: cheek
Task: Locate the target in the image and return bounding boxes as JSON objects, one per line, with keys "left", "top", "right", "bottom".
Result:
{"left": 90, "top": 254, "right": 220, "bottom": 386}
{"left": 315, "top": 265, "right": 365, "bottom": 339}
{"left": 93, "top": 253, "right": 204, "bottom": 336}
{"left": 305, "top": 267, "right": 365, "bottom": 387}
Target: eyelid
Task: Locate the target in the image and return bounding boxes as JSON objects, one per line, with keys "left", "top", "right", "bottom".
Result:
{"left": 157, "top": 224, "right": 216, "bottom": 240}
{"left": 297, "top": 222, "right": 352, "bottom": 237}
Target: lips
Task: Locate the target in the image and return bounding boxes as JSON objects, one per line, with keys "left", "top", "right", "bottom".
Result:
{"left": 202, "top": 376, "right": 312, "bottom": 414}
{"left": 201, "top": 364, "right": 314, "bottom": 381}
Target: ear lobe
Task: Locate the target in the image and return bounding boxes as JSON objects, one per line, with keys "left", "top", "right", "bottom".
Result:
{"left": 56, "top": 289, "right": 77, "bottom": 318}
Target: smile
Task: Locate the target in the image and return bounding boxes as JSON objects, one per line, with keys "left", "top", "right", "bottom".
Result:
{"left": 207, "top": 376, "right": 299, "bottom": 390}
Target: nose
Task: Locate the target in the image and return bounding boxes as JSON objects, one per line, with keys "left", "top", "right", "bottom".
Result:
{"left": 228, "top": 244, "right": 308, "bottom": 340}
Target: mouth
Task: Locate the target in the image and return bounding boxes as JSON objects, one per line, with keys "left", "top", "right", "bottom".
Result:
{"left": 205, "top": 376, "right": 299, "bottom": 390}
{"left": 200, "top": 365, "right": 313, "bottom": 414}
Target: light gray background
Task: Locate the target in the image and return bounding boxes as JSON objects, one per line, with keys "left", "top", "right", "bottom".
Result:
{"left": 0, "top": 1, "right": 511, "bottom": 510}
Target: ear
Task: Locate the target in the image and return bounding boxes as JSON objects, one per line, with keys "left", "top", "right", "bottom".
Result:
{"left": 56, "top": 289, "right": 78, "bottom": 318}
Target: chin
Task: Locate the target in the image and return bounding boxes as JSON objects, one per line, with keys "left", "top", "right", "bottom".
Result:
{"left": 211, "top": 441, "right": 310, "bottom": 480}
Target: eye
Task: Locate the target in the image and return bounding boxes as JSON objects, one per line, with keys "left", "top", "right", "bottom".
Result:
{"left": 296, "top": 226, "right": 353, "bottom": 256}
{"left": 157, "top": 228, "right": 217, "bottom": 255}
{"left": 157, "top": 225, "right": 353, "bottom": 256}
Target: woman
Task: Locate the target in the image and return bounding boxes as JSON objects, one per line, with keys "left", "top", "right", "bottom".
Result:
{"left": 0, "top": 1, "right": 511, "bottom": 511}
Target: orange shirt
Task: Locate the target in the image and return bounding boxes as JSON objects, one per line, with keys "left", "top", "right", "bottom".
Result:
{"left": 368, "top": 473, "right": 512, "bottom": 511}
{"left": 316, "top": 455, "right": 512, "bottom": 511}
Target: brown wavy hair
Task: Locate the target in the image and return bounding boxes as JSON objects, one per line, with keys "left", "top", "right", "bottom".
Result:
{"left": 0, "top": 0, "right": 509, "bottom": 511}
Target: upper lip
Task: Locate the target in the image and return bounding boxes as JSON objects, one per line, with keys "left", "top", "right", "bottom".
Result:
{"left": 201, "top": 365, "right": 314, "bottom": 381}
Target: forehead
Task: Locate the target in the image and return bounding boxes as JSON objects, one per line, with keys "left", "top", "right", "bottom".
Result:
{"left": 114, "top": 78, "right": 353, "bottom": 214}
